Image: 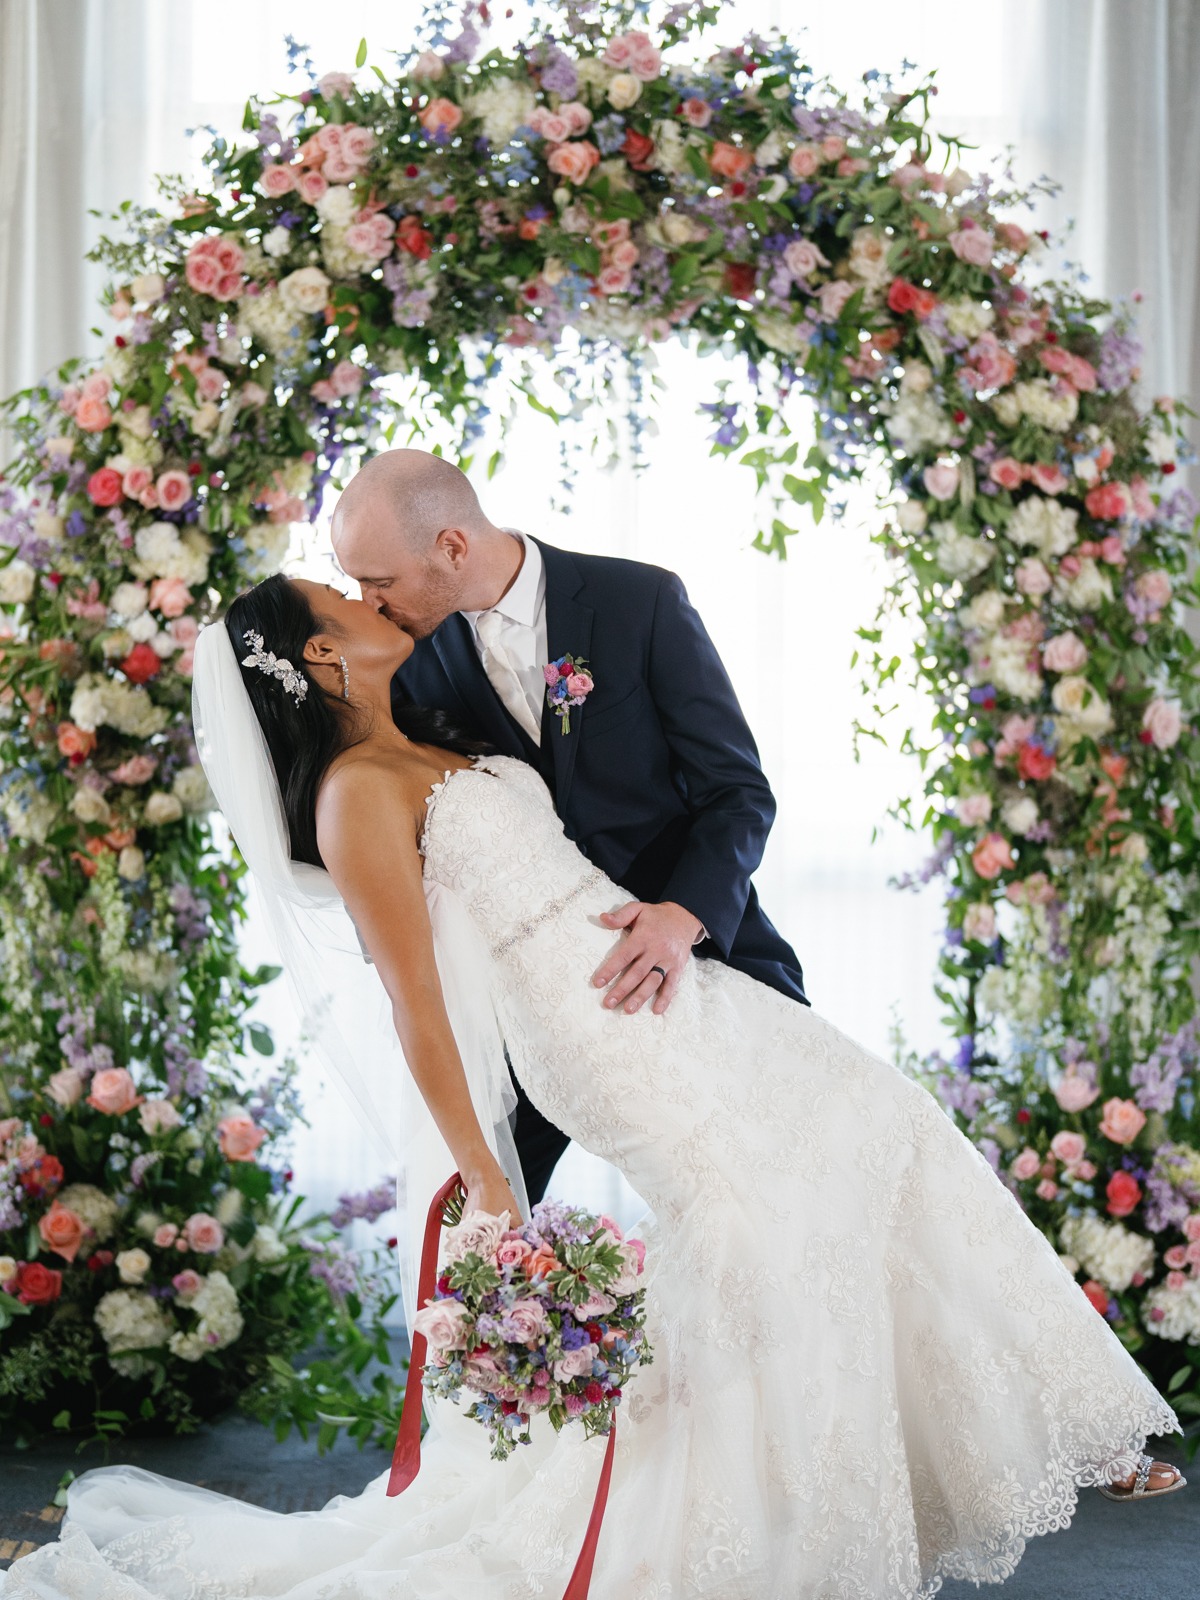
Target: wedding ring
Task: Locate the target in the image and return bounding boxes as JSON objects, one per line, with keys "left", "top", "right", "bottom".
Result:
{"left": 650, "top": 965, "right": 667, "bottom": 980}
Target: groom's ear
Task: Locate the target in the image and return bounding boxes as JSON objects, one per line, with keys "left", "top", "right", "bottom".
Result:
{"left": 435, "top": 526, "right": 469, "bottom": 567}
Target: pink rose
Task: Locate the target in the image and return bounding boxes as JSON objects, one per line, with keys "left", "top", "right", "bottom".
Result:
{"left": 1135, "top": 569, "right": 1172, "bottom": 610}
{"left": 121, "top": 464, "right": 153, "bottom": 500}
{"left": 988, "top": 457, "right": 1025, "bottom": 491}
{"left": 553, "top": 1343, "right": 598, "bottom": 1381}
{"left": 156, "top": 470, "right": 192, "bottom": 512}
{"left": 39, "top": 1201, "right": 86, "bottom": 1263}
{"left": 996, "top": 222, "right": 1031, "bottom": 253}
{"left": 82, "top": 372, "right": 111, "bottom": 401}
{"left": 708, "top": 141, "right": 753, "bottom": 180}
{"left": 546, "top": 140, "right": 601, "bottom": 184}
{"left": 505, "top": 1298, "right": 547, "bottom": 1342}
{"left": 75, "top": 395, "right": 113, "bottom": 432}
{"left": 598, "top": 265, "right": 632, "bottom": 296}
{"left": 922, "top": 462, "right": 960, "bottom": 501}
{"left": 298, "top": 170, "right": 329, "bottom": 204}
{"left": 1042, "top": 632, "right": 1087, "bottom": 673}
{"left": 172, "top": 1268, "right": 203, "bottom": 1298}
{"left": 627, "top": 35, "right": 662, "bottom": 80}
{"left": 148, "top": 577, "right": 192, "bottom": 618}
{"left": 1142, "top": 698, "right": 1182, "bottom": 750}
{"left": 112, "top": 755, "right": 157, "bottom": 784}
{"left": 442, "top": 1210, "right": 508, "bottom": 1266}
{"left": 1164, "top": 1245, "right": 1189, "bottom": 1270}
{"left": 948, "top": 227, "right": 995, "bottom": 267}
{"left": 602, "top": 33, "right": 633, "bottom": 67}
{"left": 1166, "top": 1270, "right": 1188, "bottom": 1292}
{"left": 956, "top": 793, "right": 993, "bottom": 827}
{"left": 196, "top": 366, "right": 226, "bottom": 402}
{"left": 820, "top": 136, "right": 846, "bottom": 160}
{"left": 1014, "top": 558, "right": 1052, "bottom": 597}
{"left": 1098, "top": 1097, "right": 1147, "bottom": 1146}
{"left": 411, "top": 50, "right": 446, "bottom": 80}
{"left": 154, "top": 1223, "right": 179, "bottom": 1248}
{"left": 1011, "top": 1147, "right": 1041, "bottom": 1181}
{"left": 531, "top": 110, "right": 570, "bottom": 143}
{"left": 788, "top": 144, "right": 822, "bottom": 179}
{"left": 1183, "top": 1214, "right": 1200, "bottom": 1244}
{"left": 329, "top": 359, "right": 365, "bottom": 396}
{"left": 261, "top": 163, "right": 297, "bottom": 197}
{"left": 183, "top": 1212, "right": 225, "bottom": 1253}
{"left": 46, "top": 1067, "right": 87, "bottom": 1108}
{"left": 171, "top": 615, "right": 200, "bottom": 675}
{"left": 818, "top": 280, "right": 855, "bottom": 320}
{"left": 317, "top": 71, "right": 356, "bottom": 100}
{"left": 87, "top": 1067, "right": 142, "bottom": 1115}
{"left": 1106, "top": 1170, "right": 1142, "bottom": 1218}
{"left": 559, "top": 102, "right": 592, "bottom": 136}
{"left": 418, "top": 97, "right": 463, "bottom": 137}
{"left": 565, "top": 672, "right": 594, "bottom": 698}
{"left": 218, "top": 1113, "right": 266, "bottom": 1163}
{"left": 681, "top": 97, "right": 712, "bottom": 128}
{"left": 1027, "top": 462, "right": 1068, "bottom": 495}
{"left": 1084, "top": 482, "right": 1131, "bottom": 521}
{"left": 1049, "top": 1130, "right": 1086, "bottom": 1166}
{"left": 971, "top": 832, "right": 1014, "bottom": 880}
{"left": 139, "top": 1098, "right": 182, "bottom": 1135}
{"left": 609, "top": 240, "right": 640, "bottom": 272}
{"left": 412, "top": 1298, "right": 471, "bottom": 1354}
{"left": 1054, "top": 1073, "right": 1100, "bottom": 1113}
{"left": 782, "top": 239, "right": 829, "bottom": 279}
{"left": 961, "top": 332, "right": 1017, "bottom": 392}
{"left": 1035, "top": 1179, "right": 1059, "bottom": 1201}
{"left": 340, "top": 125, "right": 376, "bottom": 164}
{"left": 962, "top": 903, "right": 996, "bottom": 943}
{"left": 1128, "top": 476, "right": 1155, "bottom": 520}
{"left": 496, "top": 1236, "right": 532, "bottom": 1268}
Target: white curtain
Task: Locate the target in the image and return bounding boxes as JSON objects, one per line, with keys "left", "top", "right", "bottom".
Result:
{"left": 3, "top": 0, "right": 1196, "bottom": 1229}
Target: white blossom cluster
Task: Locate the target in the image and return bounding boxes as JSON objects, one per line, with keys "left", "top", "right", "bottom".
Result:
{"left": 168, "top": 1270, "right": 244, "bottom": 1361}
{"left": 1059, "top": 1211, "right": 1156, "bottom": 1293}
{"left": 1141, "top": 1277, "right": 1200, "bottom": 1343}
{"left": 70, "top": 674, "right": 170, "bottom": 739}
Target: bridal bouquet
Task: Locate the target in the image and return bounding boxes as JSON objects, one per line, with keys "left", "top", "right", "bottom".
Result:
{"left": 414, "top": 1198, "right": 651, "bottom": 1460}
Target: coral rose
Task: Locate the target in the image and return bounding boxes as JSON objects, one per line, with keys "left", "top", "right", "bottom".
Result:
{"left": 120, "top": 642, "right": 162, "bottom": 685}
{"left": 1081, "top": 1280, "right": 1109, "bottom": 1315}
{"left": 546, "top": 141, "right": 600, "bottom": 184}
{"left": 75, "top": 395, "right": 113, "bottom": 432}
{"left": 1098, "top": 1098, "right": 1146, "bottom": 1146}
{"left": 988, "top": 457, "right": 1024, "bottom": 491}
{"left": 971, "top": 832, "right": 1014, "bottom": 880}
{"left": 709, "top": 141, "right": 752, "bottom": 180}
{"left": 87, "top": 1067, "right": 142, "bottom": 1115}
{"left": 87, "top": 467, "right": 124, "bottom": 506}
{"left": 149, "top": 577, "right": 192, "bottom": 617}
{"left": 1084, "top": 482, "right": 1131, "bottom": 521}
{"left": 217, "top": 1113, "right": 266, "bottom": 1163}
{"left": 38, "top": 1201, "right": 85, "bottom": 1262}
{"left": 1016, "top": 743, "right": 1056, "bottom": 781}
{"left": 57, "top": 722, "right": 97, "bottom": 762}
{"left": 418, "top": 97, "right": 463, "bottom": 138}
{"left": 1105, "top": 1170, "right": 1142, "bottom": 1218}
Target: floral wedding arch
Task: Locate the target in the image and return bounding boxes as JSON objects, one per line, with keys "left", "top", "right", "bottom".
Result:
{"left": 1, "top": 0, "right": 1198, "bottom": 1432}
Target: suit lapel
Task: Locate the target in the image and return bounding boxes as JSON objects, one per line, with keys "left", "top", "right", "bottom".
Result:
{"left": 535, "top": 539, "right": 593, "bottom": 812}
{"left": 429, "top": 612, "right": 528, "bottom": 758}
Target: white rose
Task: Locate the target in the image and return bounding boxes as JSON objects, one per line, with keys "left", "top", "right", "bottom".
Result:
{"left": 251, "top": 1225, "right": 289, "bottom": 1264}
{"left": 942, "top": 297, "right": 994, "bottom": 339}
{"left": 191, "top": 401, "right": 221, "bottom": 437}
{"left": 116, "top": 1248, "right": 152, "bottom": 1286}
{"left": 896, "top": 499, "right": 927, "bottom": 534}
{"left": 964, "top": 589, "right": 1006, "bottom": 630}
{"left": 1146, "top": 427, "right": 1176, "bottom": 466}
{"left": 279, "top": 266, "right": 331, "bottom": 316}
{"left": 607, "top": 73, "right": 642, "bottom": 109}
{"left": 126, "top": 611, "right": 160, "bottom": 644}
{"left": 131, "top": 273, "right": 166, "bottom": 304}
{"left": 1120, "top": 832, "right": 1149, "bottom": 863}
{"left": 70, "top": 788, "right": 112, "bottom": 825}
{"left": 1001, "top": 796, "right": 1040, "bottom": 836}
{"left": 755, "top": 131, "right": 784, "bottom": 168}
{"left": 172, "top": 765, "right": 213, "bottom": 813}
{"left": 315, "top": 185, "right": 357, "bottom": 227}
{"left": 118, "top": 845, "right": 146, "bottom": 881}
{"left": 933, "top": 522, "right": 992, "bottom": 580}
{"left": 991, "top": 391, "right": 1022, "bottom": 428}
{"left": 1006, "top": 495, "right": 1078, "bottom": 558}
{"left": 1054, "top": 556, "right": 1113, "bottom": 612}
{"left": 144, "top": 791, "right": 184, "bottom": 825}
{"left": 962, "top": 902, "right": 996, "bottom": 943}
{"left": 899, "top": 360, "right": 933, "bottom": 394}
{"left": 121, "top": 404, "right": 154, "bottom": 441}
{"left": 33, "top": 510, "right": 65, "bottom": 544}
{"left": 0, "top": 561, "right": 36, "bottom": 604}
{"left": 111, "top": 582, "right": 149, "bottom": 619}
{"left": 1015, "top": 377, "right": 1078, "bottom": 432}
{"left": 0, "top": 1256, "right": 16, "bottom": 1285}
{"left": 660, "top": 212, "right": 703, "bottom": 247}
{"left": 1051, "top": 674, "right": 1113, "bottom": 736}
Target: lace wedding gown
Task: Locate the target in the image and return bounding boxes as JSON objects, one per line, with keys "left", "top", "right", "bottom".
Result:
{"left": 5, "top": 755, "right": 1177, "bottom": 1600}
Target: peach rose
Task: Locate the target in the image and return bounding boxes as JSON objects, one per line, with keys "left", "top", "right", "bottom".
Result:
{"left": 971, "top": 832, "right": 1014, "bottom": 880}
{"left": 140, "top": 1099, "right": 182, "bottom": 1136}
{"left": 988, "top": 457, "right": 1024, "bottom": 491}
{"left": 1049, "top": 1130, "right": 1086, "bottom": 1166}
{"left": 148, "top": 577, "right": 192, "bottom": 618}
{"left": 87, "top": 1067, "right": 142, "bottom": 1115}
{"left": 788, "top": 144, "right": 822, "bottom": 179}
{"left": 261, "top": 163, "right": 297, "bottom": 197}
{"left": 1042, "top": 632, "right": 1088, "bottom": 673}
{"left": 217, "top": 1113, "right": 266, "bottom": 1163}
{"left": 1053, "top": 1072, "right": 1100, "bottom": 1113}
{"left": 681, "top": 97, "right": 712, "bottom": 128}
{"left": 1098, "top": 1097, "right": 1146, "bottom": 1146}
{"left": 39, "top": 1201, "right": 86, "bottom": 1262}
{"left": 57, "top": 722, "right": 97, "bottom": 761}
{"left": 709, "top": 141, "right": 753, "bottom": 180}
{"left": 75, "top": 395, "right": 113, "bottom": 432}
{"left": 112, "top": 755, "right": 158, "bottom": 785}
{"left": 546, "top": 140, "right": 600, "bottom": 184}
{"left": 183, "top": 1212, "right": 225, "bottom": 1253}
{"left": 418, "top": 97, "right": 463, "bottom": 137}
{"left": 525, "top": 1247, "right": 561, "bottom": 1279}
{"left": 1028, "top": 462, "right": 1068, "bottom": 495}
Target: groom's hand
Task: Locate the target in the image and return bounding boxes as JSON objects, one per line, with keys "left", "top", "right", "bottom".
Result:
{"left": 592, "top": 900, "right": 703, "bottom": 1017}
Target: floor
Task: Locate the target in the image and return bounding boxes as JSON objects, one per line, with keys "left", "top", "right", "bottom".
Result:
{"left": 1, "top": 1419, "right": 1195, "bottom": 1595}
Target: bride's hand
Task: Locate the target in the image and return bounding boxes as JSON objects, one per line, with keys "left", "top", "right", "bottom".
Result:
{"left": 461, "top": 1160, "right": 524, "bottom": 1227}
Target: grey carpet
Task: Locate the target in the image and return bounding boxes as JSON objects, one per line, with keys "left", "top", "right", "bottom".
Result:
{"left": 1, "top": 1419, "right": 1195, "bottom": 1593}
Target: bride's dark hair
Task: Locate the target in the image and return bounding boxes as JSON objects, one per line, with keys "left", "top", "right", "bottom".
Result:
{"left": 224, "top": 573, "right": 486, "bottom": 869}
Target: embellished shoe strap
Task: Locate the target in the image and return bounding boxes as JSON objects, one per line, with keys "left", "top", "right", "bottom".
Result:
{"left": 1132, "top": 1454, "right": 1154, "bottom": 1496}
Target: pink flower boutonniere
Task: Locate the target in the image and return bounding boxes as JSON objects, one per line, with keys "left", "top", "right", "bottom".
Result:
{"left": 542, "top": 654, "right": 594, "bottom": 735}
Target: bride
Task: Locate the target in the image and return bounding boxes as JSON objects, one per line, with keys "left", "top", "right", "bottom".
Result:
{"left": 5, "top": 570, "right": 1183, "bottom": 1600}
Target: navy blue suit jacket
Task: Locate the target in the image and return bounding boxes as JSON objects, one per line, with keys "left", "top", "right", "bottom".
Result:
{"left": 391, "top": 539, "right": 807, "bottom": 1004}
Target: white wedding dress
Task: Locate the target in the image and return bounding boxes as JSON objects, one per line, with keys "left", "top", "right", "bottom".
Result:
{"left": 5, "top": 754, "right": 1177, "bottom": 1600}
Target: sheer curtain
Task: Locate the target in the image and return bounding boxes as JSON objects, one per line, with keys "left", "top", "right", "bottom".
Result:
{"left": 3, "top": 0, "right": 1196, "bottom": 1229}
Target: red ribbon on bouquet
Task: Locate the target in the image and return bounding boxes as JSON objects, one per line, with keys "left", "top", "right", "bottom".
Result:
{"left": 386, "top": 1171, "right": 618, "bottom": 1598}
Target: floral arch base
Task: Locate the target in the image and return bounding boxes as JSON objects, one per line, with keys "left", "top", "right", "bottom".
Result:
{"left": 0, "top": 0, "right": 1198, "bottom": 1436}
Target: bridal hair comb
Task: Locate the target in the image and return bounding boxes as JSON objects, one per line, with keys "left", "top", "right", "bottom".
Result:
{"left": 240, "top": 630, "right": 309, "bottom": 706}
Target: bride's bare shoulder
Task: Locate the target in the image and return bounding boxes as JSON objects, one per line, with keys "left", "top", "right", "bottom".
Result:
{"left": 315, "top": 744, "right": 468, "bottom": 852}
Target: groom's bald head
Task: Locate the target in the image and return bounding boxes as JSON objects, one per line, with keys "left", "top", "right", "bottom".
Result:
{"left": 332, "top": 449, "right": 507, "bottom": 637}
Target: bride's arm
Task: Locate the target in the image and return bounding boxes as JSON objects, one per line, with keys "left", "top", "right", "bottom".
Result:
{"left": 316, "top": 761, "right": 521, "bottom": 1222}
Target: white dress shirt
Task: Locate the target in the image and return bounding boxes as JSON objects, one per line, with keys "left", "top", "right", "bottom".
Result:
{"left": 462, "top": 533, "right": 548, "bottom": 743}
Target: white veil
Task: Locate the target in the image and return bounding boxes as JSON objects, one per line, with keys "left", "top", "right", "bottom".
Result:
{"left": 191, "top": 621, "right": 528, "bottom": 1332}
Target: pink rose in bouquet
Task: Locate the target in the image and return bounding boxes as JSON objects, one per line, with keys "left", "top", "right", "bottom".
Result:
{"left": 87, "top": 1067, "right": 142, "bottom": 1116}
{"left": 1098, "top": 1098, "right": 1146, "bottom": 1146}
{"left": 218, "top": 1113, "right": 266, "bottom": 1162}
{"left": 1049, "top": 1130, "right": 1086, "bottom": 1166}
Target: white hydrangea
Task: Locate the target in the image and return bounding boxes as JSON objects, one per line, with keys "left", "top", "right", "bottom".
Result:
{"left": 1142, "top": 1277, "right": 1200, "bottom": 1343}
{"left": 2, "top": 781, "right": 60, "bottom": 844}
{"left": 933, "top": 522, "right": 992, "bottom": 580}
{"left": 58, "top": 1183, "right": 119, "bottom": 1241}
{"left": 1059, "top": 1211, "right": 1156, "bottom": 1294}
{"left": 465, "top": 78, "right": 538, "bottom": 145}
{"left": 262, "top": 226, "right": 293, "bottom": 259}
{"left": 70, "top": 675, "right": 170, "bottom": 739}
{"left": 251, "top": 1224, "right": 288, "bottom": 1264}
{"left": 942, "top": 298, "right": 995, "bottom": 340}
{"left": 895, "top": 499, "right": 927, "bottom": 534}
{"left": 1014, "top": 377, "right": 1079, "bottom": 433}
{"left": 172, "top": 765, "right": 213, "bottom": 814}
{"left": 94, "top": 1288, "right": 174, "bottom": 1354}
{"left": 110, "top": 582, "right": 149, "bottom": 620}
{"left": 1006, "top": 495, "right": 1079, "bottom": 558}
{"left": 244, "top": 521, "right": 291, "bottom": 576}
{"left": 114, "top": 948, "right": 177, "bottom": 992}
{"left": 215, "top": 1187, "right": 244, "bottom": 1228}
{"left": 753, "top": 316, "right": 810, "bottom": 358}
{"left": 126, "top": 611, "right": 160, "bottom": 645}
{"left": 168, "top": 1270, "right": 244, "bottom": 1361}
{"left": 315, "top": 184, "right": 358, "bottom": 227}
{"left": 1001, "top": 795, "right": 1040, "bottom": 835}
{"left": 647, "top": 119, "right": 690, "bottom": 177}
{"left": 885, "top": 390, "right": 955, "bottom": 455}
{"left": 239, "top": 287, "right": 304, "bottom": 358}
{"left": 987, "top": 635, "right": 1043, "bottom": 700}
{"left": 1053, "top": 556, "right": 1113, "bottom": 612}
{"left": 0, "top": 560, "right": 36, "bottom": 605}
{"left": 131, "top": 522, "right": 211, "bottom": 587}
{"left": 975, "top": 966, "right": 1008, "bottom": 1016}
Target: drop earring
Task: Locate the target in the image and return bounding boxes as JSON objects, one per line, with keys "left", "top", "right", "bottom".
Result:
{"left": 339, "top": 655, "right": 350, "bottom": 702}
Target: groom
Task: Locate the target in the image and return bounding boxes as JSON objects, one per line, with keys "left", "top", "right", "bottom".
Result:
{"left": 331, "top": 449, "right": 807, "bottom": 1202}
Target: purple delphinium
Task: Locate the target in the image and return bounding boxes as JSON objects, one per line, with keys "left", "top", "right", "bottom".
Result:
{"left": 1096, "top": 325, "right": 1143, "bottom": 393}
{"left": 330, "top": 1177, "right": 396, "bottom": 1229}
{"left": 1129, "top": 1020, "right": 1198, "bottom": 1115}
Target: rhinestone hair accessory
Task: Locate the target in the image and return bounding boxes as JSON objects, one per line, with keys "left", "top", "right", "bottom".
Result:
{"left": 240, "top": 630, "right": 309, "bottom": 706}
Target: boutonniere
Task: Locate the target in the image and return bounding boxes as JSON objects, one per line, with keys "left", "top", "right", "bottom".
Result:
{"left": 542, "top": 653, "right": 594, "bottom": 735}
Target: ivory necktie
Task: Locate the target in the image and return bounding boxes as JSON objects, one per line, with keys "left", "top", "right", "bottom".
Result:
{"left": 476, "top": 609, "right": 541, "bottom": 745}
